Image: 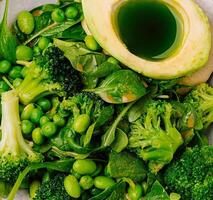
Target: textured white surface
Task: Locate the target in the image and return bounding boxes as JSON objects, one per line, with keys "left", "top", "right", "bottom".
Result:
{"left": 0, "top": 0, "right": 212, "bottom": 199}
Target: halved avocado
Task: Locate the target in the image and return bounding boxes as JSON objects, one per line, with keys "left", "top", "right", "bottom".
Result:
{"left": 82, "top": 0, "right": 211, "bottom": 79}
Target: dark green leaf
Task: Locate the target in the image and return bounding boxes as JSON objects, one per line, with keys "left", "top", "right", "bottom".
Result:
{"left": 106, "top": 182, "right": 127, "bottom": 200}
{"left": 84, "top": 123, "right": 96, "bottom": 147}
{"left": 95, "top": 106, "right": 114, "bottom": 128}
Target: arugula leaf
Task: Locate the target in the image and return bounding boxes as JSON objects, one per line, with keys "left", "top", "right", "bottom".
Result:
{"left": 0, "top": 0, "right": 17, "bottom": 63}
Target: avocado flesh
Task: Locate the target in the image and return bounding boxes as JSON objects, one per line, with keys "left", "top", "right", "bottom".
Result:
{"left": 82, "top": 0, "right": 211, "bottom": 80}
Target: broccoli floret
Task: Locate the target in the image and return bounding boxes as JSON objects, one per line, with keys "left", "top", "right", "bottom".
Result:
{"left": 17, "top": 46, "right": 81, "bottom": 105}
{"left": 129, "top": 101, "right": 183, "bottom": 173}
{"left": 0, "top": 90, "right": 43, "bottom": 184}
{"left": 164, "top": 146, "right": 213, "bottom": 200}
{"left": 34, "top": 173, "right": 72, "bottom": 200}
{"left": 184, "top": 83, "right": 213, "bottom": 129}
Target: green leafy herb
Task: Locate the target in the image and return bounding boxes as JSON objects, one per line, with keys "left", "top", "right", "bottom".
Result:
{"left": 0, "top": 0, "right": 17, "bottom": 63}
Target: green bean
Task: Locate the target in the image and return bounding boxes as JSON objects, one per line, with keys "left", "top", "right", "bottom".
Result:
{"left": 79, "top": 175, "right": 94, "bottom": 190}
{"left": 64, "top": 175, "right": 81, "bottom": 198}
{"left": 37, "top": 98, "right": 51, "bottom": 111}
{"left": 73, "top": 159, "right": 97, "bottom": 175}
{"left": 17, "top": 11, "right": 35, "bottom": 34}
{"left": 29, "top": 180, "right": 41, "bottom": 199}
{"left": 94, "top": 176, "right": 115, "bottom": 190}
{"left": 73, "top": 114, "right": 90, "bottom": 133}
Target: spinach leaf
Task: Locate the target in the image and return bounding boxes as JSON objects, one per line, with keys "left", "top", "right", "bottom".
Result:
{"left": 85, "top": 70, "right": 147, "bottom": 104}
{"left": 0, "top": 0, "right": 17, "bottom": 63}
{"left": 144, "top": 181, "right": 170, "bottom": 200}
{"left": 107, "top": 151, "right": 146, "bottom": 182}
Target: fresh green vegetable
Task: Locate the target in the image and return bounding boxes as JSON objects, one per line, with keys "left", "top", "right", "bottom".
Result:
{"left": 51, "top": 8, "right": 65, "bottom": 23}
{"left": 41, "top": 122, "right": 57, "bottom": 137}
{"left": 17, "top": 11, "right": 35, "bottom": 34}
{"left": 127, "top": 184, "right": 143, "bottom": 200}
{"left": 38, "top": 37, "right": 51, "bottom": 50}
{"left": 164, "top": 146, "right": 213, "bottom": 200}
{"left": 39, "top": 115, "right": 50, "bottom": 126}
{"left": 0, "top": 60, "right": 11, "bottom": 73}
{"left": 53, "top": 114, "right": 66, "bottom": 127}
{"left": 21, "top": 120, "right": 34, "bottom": 135}
{"left": 85, "top": 35, "right": 101, "bottom": 51}
{"left": 80, "top": 175, "right": 94, "bottom": 190}
{"left": 65, "top": 6, "right": 79, "bottom": 19}
{"left": 13, "top": 78, "right": 23, "bottom": 88}
{"left": 73, "top": 159, "right": 97, "bottom": 175}
{"left": 16, "top": 45, "right": 33, "bottom": 61}
{"left": 94, "top": 176, "right": 115, "bottom": 190}
{"left": 29, "top": 180, "right": 41, "bottom": 199}
{"left": 129, "top": 101, "right": 183, "bottom": 173}
{"left": 32, "top": 128, "right": 45, "bottom": 145}
{"left": 64, "top": 175, "right": 81, "bottom": 198}
{"left": 9, "top": 66, "right": 23, "bottom": 79}
{"left": 30, "top": 108, "right": 43, "bottom": 123}
{"left": 0, "top": 181, "right": 11, "bottom": 198}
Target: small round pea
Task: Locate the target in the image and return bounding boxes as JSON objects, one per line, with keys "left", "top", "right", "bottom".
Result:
{"left": 39, "top": 115, "right": 50, "bottom": 126}
{"left": 64, "top": 175, "right": 81, "bottom": 198}
{"left": 32, "top": 128, "right": 45, "bottom": 145}
{"left": 65, "top": 6, "right": 79, "bottom": 19}
{"left": 0, "top": 80, "right": 9, "bottom": 92}
{"left": 41, "top": 122, "right": 57, "bottom": 137}
{"left": 37, "top": 98, "right": 51, "bottom": 111}
{"left": 29, "top": 180, "right": 40, "bottom": 199}
{"left": 51, "top": 8, "right": 65, "bottom": 23}
{"left": 94, "top": 176, "right": 115, "bottom": 190}
{"left": 13, "top": 78, "right": 23, "bottom": 88}
{"left": 38, "top": 37, "right": 50, "bottom": 50}
{"left": 84, "top": 35, "right": 101, "bottom": 51}
{"left": 30, "top": 108, "right": 43, "bottom": 123}
{"left": 16, "top": 45, "right": 33, "bottom": 61}
{"left": 21, "top": 66, "right": 29, "bottom": 78}
{"left": 9, "top": 66, "right": 23, "bottom": 79}
{"left": 53, "top": 114, "right": 66, "bottom": 127}
{"left": 73, "top": 159, "right": 97, "bottom": 175}
{"left": 21, "top": 103, "right": 35, "bottom": 120}
{"left": 0, "top": 60, "right": 11, "bottom": 73}
{"left": 17, "top": 11, "right": 35, "bottom": 34}
{"left": 107, "top": 57, "right": 119, "bottom": 65}
{"left": 127, "top": 184, "right": 143, "bottom": 200}
{"left": 73, "top": 114, "right": 90, "bottom": 133}
{"left": 79, "top": 175, "right": 93, "bottom": 190}
{"left": 21, "top": 120, "right": 34, "bottom": 135}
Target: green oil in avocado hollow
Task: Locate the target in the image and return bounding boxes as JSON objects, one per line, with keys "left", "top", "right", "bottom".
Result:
{"left": 115, "top": 0, "right": 183, "bottom": 60}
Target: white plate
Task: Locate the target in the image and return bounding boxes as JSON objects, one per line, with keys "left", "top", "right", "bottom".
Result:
{"left": 0, "top": 0, "right": 212, "bottom": 199}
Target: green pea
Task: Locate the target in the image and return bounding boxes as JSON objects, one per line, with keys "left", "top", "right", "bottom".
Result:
{"left": 84, "top": 35, "right": 101, "bottom": 51}
{"left": 37, "top": 98, "right": 51, "bottom": 111}
{"left": 32, "top": 128, "right": 45, "bottom": 145}
{"left": 30, "top": 108, "right": 43, "bottom": 123}
{"left": 38, "top": 37, "right": 50, "bottom": 50}
{"left": 51, "top": 8, "right": 65, "bottom": 23}
{"left": 17, "top": 11, "right": 35, "bottom": 34}
{"left": 29, "top": 180, "right": 40, "bottom": 199}
{"left": 94, "top": 176, "right": 115, "bottom": 190}
{"left": 21, "top": 120, "right": 34, "bottom": 135}
{"left": 107, "top": 57, "right": 119, "bottom": 65}
{"left": 40, "top": 116, "right": 50, "bottom": 126}
{"left": 21, "top": 104, "right": 35, "bottom": 120}
{"left": 64, "top": 175, "right": 81, "bottom": 198}
{"left": 127, "top": 184, "right": 143, "bottom": 200}
{"left": 53, "top": 114, "right": 66, "bottom": 127}
{"left": 21, "top": 66, "right": 29, "bottom": 78}
{"left": 9, "top": 66, "right": 23, "bottom": 79}
{"left": 0, "top": 80, "right": 9, "bottom": 92}
{"left": 41, "top": 122, "right": 57, "bottom": 137}
{"left": 73, "top": 114, "right": 90, "bottom": 133}
{"left": 65, "top": 6, "right": 79, "bottom": 19}
{"left": 13, "top": 78, "right": 23, "bottom": 88}
{"left": 0, "top": 60, "right": 11, "bottom": 73}
{"left": 79, "top": 176, "right": 93, "bottom": 190}
{"left": 16, "top": 45, "right": 33, "bottom": 61}
{"left": 73, "top": 159, "right": 97, "bottom": 175}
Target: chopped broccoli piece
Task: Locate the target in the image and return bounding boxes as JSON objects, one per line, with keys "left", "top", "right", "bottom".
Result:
{"left": 0, "top": 90, "right": 43, "bottom": 184}
{"left": 128, "top": 101, "right": 183, "bottom": 173}
{"left": 17, "top": 46, "right": 81, "bottom": 105}
{"left": 164, "top": 146, "right": 213, "bottom": 200}
{"left": 184, "top": 83, "right": 213, "bottom": 129}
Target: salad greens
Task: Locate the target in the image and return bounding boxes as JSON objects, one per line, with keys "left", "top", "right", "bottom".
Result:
{"left": 0, "top": 0, "right": 212, "bottom": 200}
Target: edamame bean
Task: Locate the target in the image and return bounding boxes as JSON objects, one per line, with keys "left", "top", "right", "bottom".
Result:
{"left": 32, "top": 128, "right": 45, "bottom": 145}
{"left": 37, "top": 98, "right": 51, "bottom": 111}
{"left": 107, "top": 57, "right": 119, "bottom": 65}
{"left": 16, "top": 45, "right": 33, "bottom": 61}
{"left": 127, "top": 184, "right": 143, "bottom": 200}
{"left": 73, "top": 114, "right": 90, "bottom": 133}
{"left": 9, "top": 66, "right": 23, "bottom": 79}
{"left": 79, "top": 176, "right": 94, "bottom": 190}
{"left": 53, "top": 114, "right": 66, "bottom": 127}
{"left": 29, "top": 180, "right": 41, "bottom": 199}
{"left": 21, "top": 120, "right": 34, "bottom": 135}
{"left": 0, "top": 60, "right": 11, "bottom": 73}
{"left": 40, "top": 116, "right": 50, "bottom": 126}
{"left": 64, "top": 175, "right": 81, "bottom": 198}
{"left": 65, "top": 6, "right": 79, "bottom": 19}
{"left": 17, "top": 11, "right": 35, "bottom": 34}
{"left": 94, "top": 176, "right": 115, "bottom": 190}
{"left": 51, "top": 8, "right": 65, "bottom": 23}
{"left": 41, "top": 122, "right": 57, "bottom": 137}
{"left": 13, "top": 78, "right": 23, "bottom": 88}
{"left": 30, "top": 108, "right": 43, "bottom": 123}
{"left": 73, "top": 159, "right": 97, "bottom": 175}
{"left": 84, "top": 35, "right": 101, "bottom": 51}
{"left": 21, "top": 104, "right": 35, "bottom": 120}
{"left": 38, "top": 37, "right": 50, "bottom": 50}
